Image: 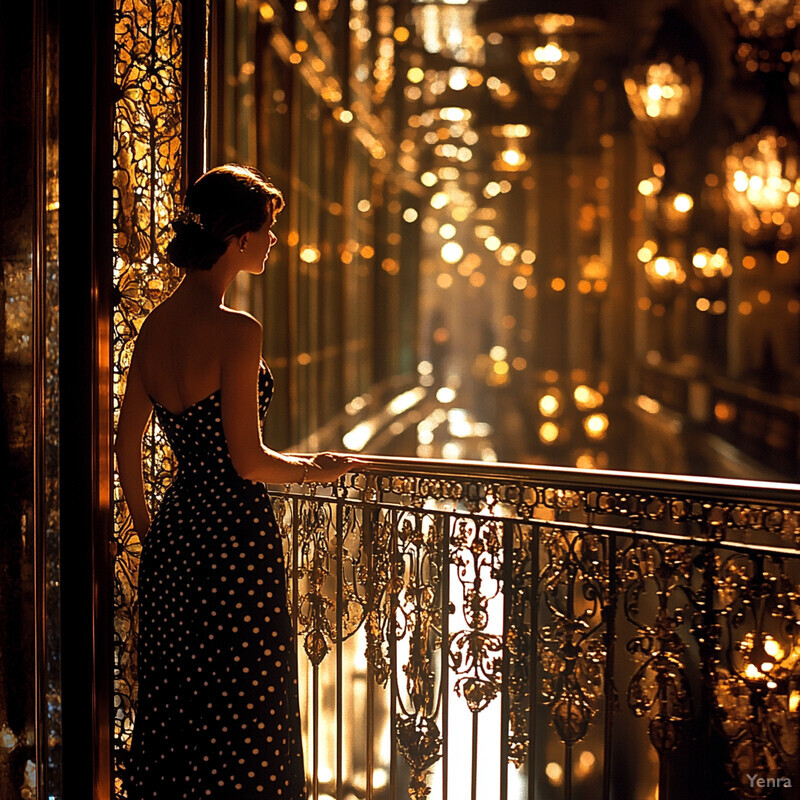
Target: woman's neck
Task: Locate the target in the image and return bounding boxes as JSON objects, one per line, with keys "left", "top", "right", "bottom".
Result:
{"left": 176, "top": 258, "right": 237, "bottom": 306}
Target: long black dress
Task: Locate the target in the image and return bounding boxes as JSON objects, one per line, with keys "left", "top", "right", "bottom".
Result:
{"left": 128, "top": 361, "right": 306, "bottom": 799}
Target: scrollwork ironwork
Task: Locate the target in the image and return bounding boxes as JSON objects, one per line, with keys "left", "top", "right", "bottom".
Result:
{"left": 112, "top": 1, "right": 184, "bottom": 795}
{"left": 711, "top": 551, "right": 800, "bottom": 795}
{"left": 448, "top": 518, "right": 504, "bottom": 713}
{"left": 623, "top": 542, "right": 694, "bottom": 752}
{"left": 393, "top": 511, "right": 444, "bottom": 799}
{"left": 506, "top": 522, "right": 535, "bottom": 766}
{"left": 537, "top": 526, "right": 608, "bottom": 745}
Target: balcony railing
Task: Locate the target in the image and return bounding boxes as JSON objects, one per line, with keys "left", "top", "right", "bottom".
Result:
{"left": 269, "top": 456, "right": 800, "bottom": 800}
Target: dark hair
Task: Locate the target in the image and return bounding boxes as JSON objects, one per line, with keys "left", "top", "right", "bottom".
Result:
{"left": 166, "top": 164, "right": 284, "bottom": 271}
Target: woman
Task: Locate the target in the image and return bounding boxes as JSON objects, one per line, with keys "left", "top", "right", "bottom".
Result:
{"left": 116, "top": 164, "right": 355, "bottom": 798}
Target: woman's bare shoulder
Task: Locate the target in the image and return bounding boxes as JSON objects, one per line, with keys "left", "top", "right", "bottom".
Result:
{"left": 219, "top": 306, "right": 262, "bottom": 329}
{"left": 217, "top": 307, "right": 262, "bottom": 345}
{"left": 137, "top": 301, "right": 261, "bottom": 340}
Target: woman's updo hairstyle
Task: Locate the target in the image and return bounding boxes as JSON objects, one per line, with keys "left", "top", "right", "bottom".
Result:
{"left": 166, "top": 164, "right": 284, "bottom": 271}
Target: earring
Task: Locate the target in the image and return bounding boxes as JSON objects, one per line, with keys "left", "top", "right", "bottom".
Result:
{"left": 240, "top": 245, "right": 247, "bottom": 253}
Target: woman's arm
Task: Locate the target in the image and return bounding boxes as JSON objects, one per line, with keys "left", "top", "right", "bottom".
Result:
{"left": 116, "top": 348, "right": 153, "bottom": 538}
{"left": 221, "top": 314, "right": 354, "bottom": 484}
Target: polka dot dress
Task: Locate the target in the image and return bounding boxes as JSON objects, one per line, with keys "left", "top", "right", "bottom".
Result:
{"left": 128, "top": 362, "right": 306, "bottom": 799}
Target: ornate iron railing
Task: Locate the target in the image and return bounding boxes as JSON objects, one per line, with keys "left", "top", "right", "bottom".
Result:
{"left": 271, "top": 455, "right": 800, "bottom": 800}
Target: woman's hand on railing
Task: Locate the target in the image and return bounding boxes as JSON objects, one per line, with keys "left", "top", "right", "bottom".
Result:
{"left": 305, "top": 452, "right": 362, "bottom": 484}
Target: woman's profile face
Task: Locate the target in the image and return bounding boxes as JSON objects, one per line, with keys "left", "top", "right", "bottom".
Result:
{"left": 242, "top": 218, "right": 278, "bottom": 275}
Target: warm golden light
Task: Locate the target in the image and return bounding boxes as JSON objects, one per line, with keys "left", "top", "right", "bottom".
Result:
{"left": 484, "top": 181, "right": 501, "bottom": 198}
{"left": 624, "top": 58, "right": 701, "bottom": 145}
{"left": 725, "top": 129, "right": 800, "bottom": 241}
{"left": 692, "top": 247, "right": 732, "bottom": 278}
{"left": 421, "top": 171, "right": 438, "bottom": 187}
{"left": 545, "top": 760, "right": 564, "bottom": 785}
{"left": 448, "top": 67, "right": 470, "bottom": 91}
{"left": 493, "top": 360, "right": 509, "bottom": 375}
{"left": 518, "top": 39, "right": 580, "bottom": 105}
{"left": 645, "top": 256, "right": 685, "bottom": 284}
{"left": 539, "top": 422, "right": 560, "bottom": 444}
{"left": 745, "top": 663, "right": 763, "bottom": 680}
{"left": 539, "top": 393, "right": 560, "bottom": 417}
{"left": 436, "top": 273, "right": 453, "bottom": 289}
{"left": 412, "top": 1, "right": 485, "bottom": 63}
{"left": 501, "top": 148, "right": 524, "bottom": 167}
{"left": 576, "top": 750, "right": 596, "bottom": 778}
{"left": 436, "top": 386, "right": 456, "bottom": 404}
{"left": 638, "top": 179, "right": 658, "bottom": 196}
{"left": 431, "top": 192, "right": 450, "bottom": 209}
{"left": 764, "top": 637, "right": 784, "bottom": 660}
{"left": 498, "top": 244, "right": 518, "bottom": 264}
{"left": 299, "top": 245, "right": 321, "bottom": 263}
{"left": 638, "top": 244, "right": 656, "bottom": 262}
{"left": 441, "top": 242, "right": 464, "bottom": 263}
{"left": 724, "top": 0, "right": 800, "bottom": 38}
{"left": 574, "top": 385, "right": 603, "bottom": 410}
{"left": 584, "top": 413, "right": 609, "bottom": 439}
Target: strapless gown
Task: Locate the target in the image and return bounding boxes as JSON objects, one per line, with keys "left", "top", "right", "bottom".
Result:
{"left": 128, "top": 362, "right": 306, "bottom": 799}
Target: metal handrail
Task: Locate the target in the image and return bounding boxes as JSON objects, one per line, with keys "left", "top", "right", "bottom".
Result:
{"left": 271, "top": 455, "right": 800, "bottom": 800}
{"left": 296, "top": 451, "right": 800, "bottom": 505}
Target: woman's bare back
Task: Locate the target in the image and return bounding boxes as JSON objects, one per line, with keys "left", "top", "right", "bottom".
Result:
{"left": 134, "top": 288, "right": 256, "bottom": 416}
{"left": 116, "top": 163, "right": 356, "bottom": 555}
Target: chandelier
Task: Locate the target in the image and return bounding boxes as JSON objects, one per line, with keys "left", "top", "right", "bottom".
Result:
{"left": 475, "top": 2, "right": 606, "bottom": 106}
{"left": 518, "top": 39, "right": 580, "bottom": 106}
{"left": 491, "top": 124, "right": 531, "bottom": 171}
{"left": 623, "top": 57, "right": 702, "bottom": 148}
{"left": 411, "top": 0, "right": 487, "bottom": 64}
{"left": 724, "top": 71, "right": 800, "bottom": 244}
{"left": 725, "top": 129, "right": 800, "bottom": 241}
{"left": 723, "top": 0, "right": 800, "bottom": 39}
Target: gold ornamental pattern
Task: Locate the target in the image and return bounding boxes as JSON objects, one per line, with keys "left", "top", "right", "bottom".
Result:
{"left": 112, "top": 0, "right": 184, "bottom": 795}
{"left": 271, "top": 463, "right": 800, "bottom": 799}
